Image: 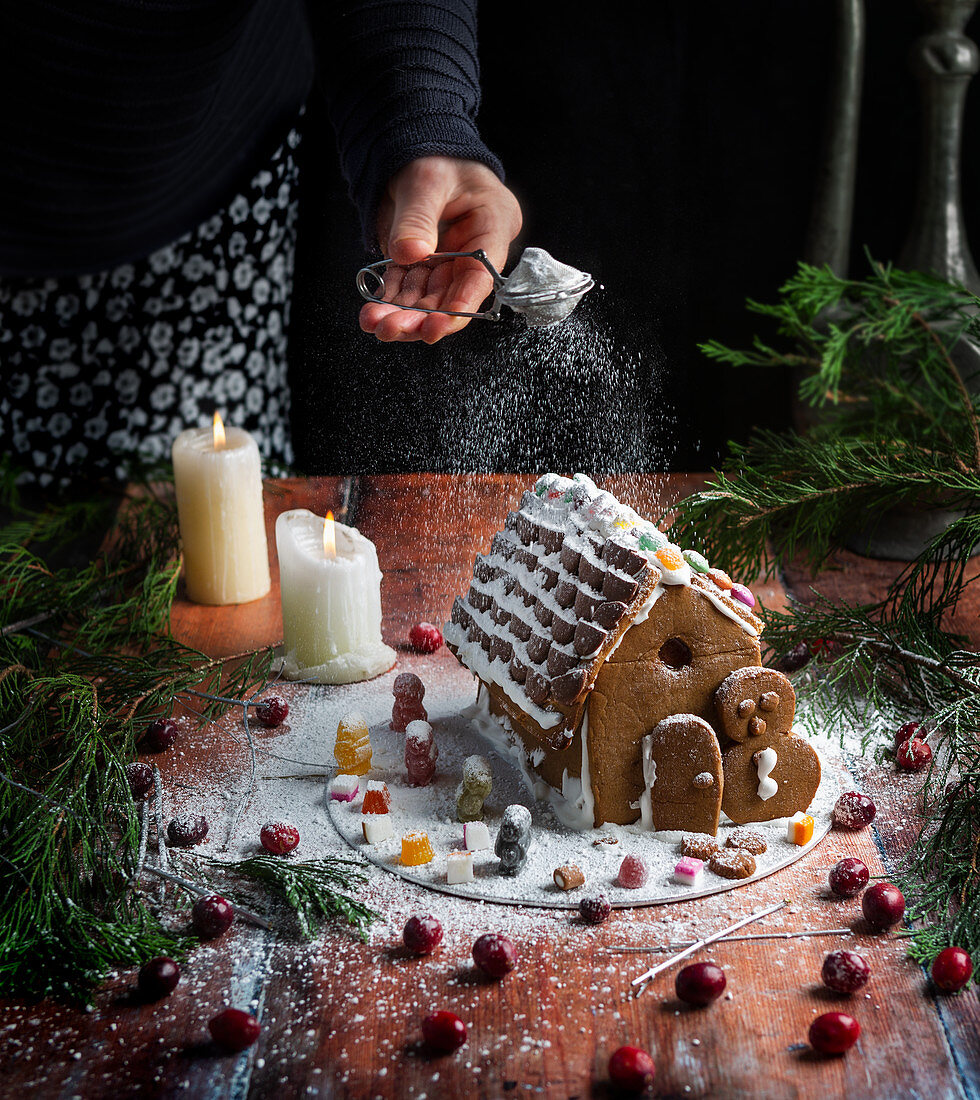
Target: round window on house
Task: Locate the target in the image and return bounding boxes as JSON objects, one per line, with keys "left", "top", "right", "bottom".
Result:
{"left": 659, "top": 637, "right": 692, "bottom": 669}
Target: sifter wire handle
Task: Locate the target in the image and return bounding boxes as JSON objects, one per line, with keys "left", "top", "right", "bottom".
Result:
{"left": 355, "top": 249, "right": 506, "bottom": 321}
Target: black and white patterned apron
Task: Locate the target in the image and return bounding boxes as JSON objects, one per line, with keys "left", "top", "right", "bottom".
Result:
{"left": 0, "top": 122, "right": 301, "bottom": 489}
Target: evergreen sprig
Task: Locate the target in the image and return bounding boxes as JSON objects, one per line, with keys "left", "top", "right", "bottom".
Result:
{"left": 670, "top": 259, "right": 980, "bottom": 978}
{"left": 214, "top": 855, "right": 378, "bottom": 941}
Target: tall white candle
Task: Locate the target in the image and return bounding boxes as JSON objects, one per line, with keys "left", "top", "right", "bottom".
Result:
{"left": 172, "top": 414, "right": 271, "bottom": 605}
{"left": 276, "top": 508, "right": 396, "bottom": 684}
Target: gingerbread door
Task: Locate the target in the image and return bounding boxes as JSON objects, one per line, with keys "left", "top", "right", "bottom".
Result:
{"left": 641, "top": 714, "right": 724, "bottom": 835}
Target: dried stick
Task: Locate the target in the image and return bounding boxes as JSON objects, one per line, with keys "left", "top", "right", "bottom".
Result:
{"left": 143, "top": 865, "right": 271, "bottom": 930}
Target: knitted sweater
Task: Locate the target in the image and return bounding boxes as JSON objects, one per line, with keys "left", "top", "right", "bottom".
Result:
{"left": 0, "top": 0, "right": 503, "bottom": 277}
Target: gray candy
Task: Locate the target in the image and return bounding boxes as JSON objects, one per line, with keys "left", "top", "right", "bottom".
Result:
{"left": 495, "top": 804, "right": 533, "bottom": 877}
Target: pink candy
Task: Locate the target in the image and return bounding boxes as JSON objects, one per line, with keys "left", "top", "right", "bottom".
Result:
{"left": 672, "top": 856, "right": 704, "bottom": 887}
{"left": 405, "top": 720, "right": 438, "bottom": 786}
{"left": 391, "top": 673, "right": 427, "bottom": 732}
{"left": 617, "top": 854, "right": 649, "bottom": 890}
{"left": 729, "top": 583, "right": 756, "bottom": 609}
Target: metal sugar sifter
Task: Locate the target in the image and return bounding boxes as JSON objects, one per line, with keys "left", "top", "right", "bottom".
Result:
{"left": 355, "top": 246, "right": 594, "bottom": 327}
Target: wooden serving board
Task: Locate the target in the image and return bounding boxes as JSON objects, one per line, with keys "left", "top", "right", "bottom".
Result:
{"left": 1, "top": 474, "right": 977, "bottom": 1100}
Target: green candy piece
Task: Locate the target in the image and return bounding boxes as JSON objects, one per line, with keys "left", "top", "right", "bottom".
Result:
{"left": 683, "top": 549, "right": 710, "bottom": 573}
{"left": 638, "top": 529, "right": 668, "bottom": 553}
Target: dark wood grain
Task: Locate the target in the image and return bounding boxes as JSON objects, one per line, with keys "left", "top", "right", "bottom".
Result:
{"left": 1, "top": 474, "right": 976, "bottom": 1100}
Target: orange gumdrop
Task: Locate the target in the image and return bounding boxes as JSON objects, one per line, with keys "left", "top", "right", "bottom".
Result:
{"left": 401, "top": 831, "right": 434, "bottom": 866}
{"left": 361, "top": 782, "right": 391, "bottom": 815}
{"left": 790, "top": 814, "right": 814, "bottom": 846}
{"left": 708, "top": 567, "right": 733, "bottom": 590}
{"left": 655, "top": 546, "right": 685, "bottom": 572}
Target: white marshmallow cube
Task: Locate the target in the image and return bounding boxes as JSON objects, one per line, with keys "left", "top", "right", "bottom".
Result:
{"left": 463, "top": 820, "right": 491, "bottom": 851}
{"left": 447, "top": 849, "right": 475, "bottom": 884}
{"left": 362, "top": 815, "right": 394, "bottom": 845}
{"left": 330, "top": 773, "right": 359, "bottom": 802}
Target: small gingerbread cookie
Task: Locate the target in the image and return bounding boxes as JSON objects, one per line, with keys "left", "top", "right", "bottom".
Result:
{"left": 642, "top": 714, "right": 723, "bottom": 835}
{"left": 714, "top": 666, "right": 796, "bottom": 743}
{"left": 725, "top": 827, "right": 767, "bottom": 855}
{"left": 681, "top": 833, "right": 720, "bottom": 860}
{"left": 721, "top": 731, "right": 821, "bottom": 825}
{"left": 709, "top": 847, "right": 756, "bottom": 879}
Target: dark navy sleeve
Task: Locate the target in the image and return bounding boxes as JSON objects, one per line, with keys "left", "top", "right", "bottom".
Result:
{"left": 314, "top": 0, "right": 505, "bottom": 250}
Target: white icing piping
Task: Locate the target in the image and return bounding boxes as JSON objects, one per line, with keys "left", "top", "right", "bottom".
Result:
{"left": 697, "top": 585, "right": 761, "bottom": 637}
{"left": 638, "top": 732, "right": 657, "bottom": 830}
{"left": 755, "top": 746, "right": 778, "bottom": 800}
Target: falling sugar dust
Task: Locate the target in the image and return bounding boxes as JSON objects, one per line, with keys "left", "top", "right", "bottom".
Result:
{"left": 440, "top": 302, "right": 671, "bottom": 480}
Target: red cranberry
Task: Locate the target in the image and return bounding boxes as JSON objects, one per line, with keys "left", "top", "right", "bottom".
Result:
{"left": 832, "top": 792, "right": 877, "bottom": 830}
{"left": 675, "top": 961, "right": 727, "bottom": 1006}
{"left": 192, "top": 894, "right": 234, "bottom": 939}
{"left": 895, "top": 720, "right": 922, "bottom": 747}
{"left": 897, "top": 738, "right": 932, "bottom": 771}
{"left": 403, "top": 914, "right": 443, "bottom": 956}
{"left": 256, "top": 695, "right": 289, "bottom": 728}
{"left": 808, "top": 1011, "right": 861, "bottom": 1054}
{"left": 862, "top": 882, "right": 905, "bottom": 929}
{"left": 828, "top": 857, "right": 870, "bottom": 898}
{"left": 145, "top": 717, "right": 178, "bottom": 752}
{"left": 608, "top": 1045, "right": 656, "bottom": 1091}
{"left": 821, "top": 950, "right": 871, "bottom": 994}
{"left": 137, "top": 956, "right": 181, "bottom": 999}
{"left": 209, "top": 1008, "right": 261, "bottom": 1052}
{"left": 579, "top": 894, "right": 612, "bottom": 925}
{"left": 126, "top": 762, "right": 154, "bottom": 800}
{"left": 393, "top": 672, "right": 425, "bottom": 701}
{"left": 931, "top": 946, "right": 973, "bottom": 993}
{"left": 472, "top": 933, "right": 517, "bottom": 978}
{"left": 617, "top": 854, "right": 649, "bottom": 890}
{"left": 409, "top": 622, "right": 443, "bottom": 653}
{"left": 422, "top": 1010, "right": 467, "bottom": 1053}
{"left": 167, "top": 813, "right": 208, "bottom": 848}
{"left": 260, "top": 821, "right": 299, "bottom": 855}
{"left": 775, "top": 640, "right": 812, "bottom": 673}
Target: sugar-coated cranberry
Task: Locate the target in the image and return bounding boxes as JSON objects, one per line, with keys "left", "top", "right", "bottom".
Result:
{"left": 832, "top": 791, "right": 877, "bottom": 831}
{"left": 828, "top": 857, "right": 870, "bottom": 898}
{"left": 895, "top": 720, "right": 922, "bottom": 747}
{"left": 403, "top": 914, "right": 443, "bottom": 956}
{"left": 775, "top": 641, "right": 812, "bottom": 673}
{"left": 393, "top": 672, "right": 425, "bottom": 701}
{"left": 472, "top": 933, "right": 517, "bottom": 978}
{"left": 675, "top": 961, "right": 727, "bottom": 1006}
{"left": 896, "top": 737, "right": 932, "bottom": 772}
{"left": 422, "top": 1010, "right": 467, "bottom": 1053}
{"left": 808, "top": 1011, "right": 861, "bottom": 1054}
{"left": 256, "top": 695, "right": 289, "bottom": 728}
{"left": 192, "top": 894, "right": 234, "bottom": 939}
{"left": 931, "top": 946, "right": 973, "bottom": 993}
{"left": 167, "top": 813, "right": 208, "bottom": 847}
{"left": 409, "top": 622, "right": 443, "bottom": 653}
{"left": 137, "top": 956, "right": 181, "bottom": 999}
{"left": 608, "top": 1045, "right": 656, "bottom": 1091}
{"left": 146, "top": 717, "right": 179, "bottom": 752}
{"left": 617, "top": 854, "right": 649, "bottom": 890}
{"left": 822, "top": 950, "right": 871, "bottom": 994}
{"left": 209, "top": 1008, "right": 261, "bottom": 1052}
{"left": 862, "top": 882, "right": 905, "bottom": 929}
{"left": 126, "top": 762, "right": 154, "bottom": 800}
{"left": 260, "top": 821, "right": 299, "bottom": 855}
{"left": 579, "top": 894, "right": 612, "bottom": 925}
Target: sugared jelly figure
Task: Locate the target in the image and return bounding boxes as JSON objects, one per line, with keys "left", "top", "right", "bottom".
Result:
{"left": 456, "top": 755, "right": 492, "bottom": 822}
{"left": 391, "top": 672, "right": 427, "bottom": 732}
{"left": 401, "top": 831, "right": 435, "bottom": 866}
{"left": 495, "top": 804, "right": 532, "bottom": 876}
{"left": 335, "top": 711, "right": 372, "bottom": 775}
{"left": 361, "top": 781, "right": 391, "bottom": 815}
{"left": 405, "top": 719, "right": 438, "bottom": 787}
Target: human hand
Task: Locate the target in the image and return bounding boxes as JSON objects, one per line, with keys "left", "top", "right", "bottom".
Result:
{"left": 359, "top": 156, "right": 523, "bottom": 344}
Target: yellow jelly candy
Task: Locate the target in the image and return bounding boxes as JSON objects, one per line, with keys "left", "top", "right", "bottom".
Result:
{"left": 787, "top": 812, "right": 814, "bottom": 846}
{"left": 335, "top": 711, "right": 372, "bottom": 776}
{"left": 401, "top": 831, "right": 434, "bottom": 866}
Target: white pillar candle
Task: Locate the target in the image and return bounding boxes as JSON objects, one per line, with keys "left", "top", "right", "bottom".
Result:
{"left": 171, "top": 414, "right": 271, "bottom": 605}
{"left": 276, "top": 508, "right": 397, "bottom": 684}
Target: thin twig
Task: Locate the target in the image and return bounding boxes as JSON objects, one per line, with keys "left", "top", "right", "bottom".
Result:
{"left": 131, "top": 800, "right": 150, "bottom": 885}
{"left": 222, "top": 689, "right": 262, "bottom": 851}
{"left": 142, "top": 865, "right": 272, "bottom": 930}
{"left": 607, "top": 927, "right": 853, "bottom": 952}
{"left": 153, "top": 765, "right": 169, "bottom": 876}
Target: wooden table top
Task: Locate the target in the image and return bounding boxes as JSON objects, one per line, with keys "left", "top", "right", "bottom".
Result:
{"left": 2, "top": 474, "right": 977, "bottom": 1100}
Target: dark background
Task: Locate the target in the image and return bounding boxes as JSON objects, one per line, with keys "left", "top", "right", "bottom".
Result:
{"left": 289, "top": 1, "right": 980, "bottom": 475}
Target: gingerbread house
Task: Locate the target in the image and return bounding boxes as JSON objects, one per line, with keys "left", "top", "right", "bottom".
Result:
{"left": 444, "top": 474, "right": 820, "bottom": 833}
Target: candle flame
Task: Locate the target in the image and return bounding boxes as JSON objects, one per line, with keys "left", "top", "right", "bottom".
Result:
{"left": 323, "top": 511, "right": 336, "bottom": 559}
{"left": 213, "top": 411, "right": 226, "bottom": 450}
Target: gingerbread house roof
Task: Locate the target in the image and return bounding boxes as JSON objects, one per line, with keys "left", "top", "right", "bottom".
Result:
{"left": 444, "top": 474, "right": 762, "bottom": 750}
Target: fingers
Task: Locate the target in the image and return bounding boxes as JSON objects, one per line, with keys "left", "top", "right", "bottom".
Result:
{"left": 387, "top": 161, "right": 452, "bottom": 266}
